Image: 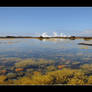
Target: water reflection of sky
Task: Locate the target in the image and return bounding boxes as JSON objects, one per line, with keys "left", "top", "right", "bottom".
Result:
{"left": 0, "top": 39, "right": 92, "bottom": 62}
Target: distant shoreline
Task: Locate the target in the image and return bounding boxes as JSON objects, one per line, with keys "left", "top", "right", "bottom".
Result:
{"left": 0, "top": 36, "right": 92, "bottom": 40}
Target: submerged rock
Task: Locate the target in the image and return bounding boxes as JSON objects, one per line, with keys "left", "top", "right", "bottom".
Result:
{"left": 15, "top": 68, "right": 24, "bottom": 72}
{"left": 1, "top": 70, "right": 7, "bottom": 74}
{"left": 57, "top": 65, "right": 65, "bottom": 69}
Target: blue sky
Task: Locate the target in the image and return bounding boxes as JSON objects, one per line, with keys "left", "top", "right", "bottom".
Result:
{"left": 0, "top": 7, "right": 92, "bottom": 36}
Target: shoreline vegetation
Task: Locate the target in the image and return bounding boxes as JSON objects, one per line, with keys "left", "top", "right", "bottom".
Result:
{"left": 0, "top": 36, "right": 92, "bottom": 46}
{"left": 0, "top": 36, "right": 92, "bottom": 40}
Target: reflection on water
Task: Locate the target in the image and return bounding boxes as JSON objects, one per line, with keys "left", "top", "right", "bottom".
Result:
{"left": 0, "top": 38, "right": 92, "bottom": 85}
{"left": 42, "top": 38, "right": 65, "bottom": 42}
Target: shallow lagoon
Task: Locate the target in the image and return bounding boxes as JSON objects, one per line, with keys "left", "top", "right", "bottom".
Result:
{"left": 0, "top": 38, "right": 92, "bottom": 85}
{"left": 0, "top": 38, "right": 92, "bottom": 62}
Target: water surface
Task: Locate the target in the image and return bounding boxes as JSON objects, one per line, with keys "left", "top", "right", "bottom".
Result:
{"left": 0, "top": 38, "right": 92, "bottom": 85}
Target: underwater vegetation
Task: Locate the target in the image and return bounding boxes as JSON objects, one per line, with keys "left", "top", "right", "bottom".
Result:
{"left": 0, "top": 67, "right": 92, "bottom": 85}
{"left": 0, "top": 58, "right": 92, "bottom": 85}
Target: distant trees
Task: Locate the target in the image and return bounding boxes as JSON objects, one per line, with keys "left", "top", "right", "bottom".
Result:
{"left": 6, "top": 36, "right": 16, "bottom": 38}
{"left": 70, "top": 36, "right": 76, "bottom": 40}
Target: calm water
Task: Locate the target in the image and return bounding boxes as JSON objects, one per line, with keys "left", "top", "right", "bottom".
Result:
{"left": 0, "top": 38, "right": 92, "bottom": 69}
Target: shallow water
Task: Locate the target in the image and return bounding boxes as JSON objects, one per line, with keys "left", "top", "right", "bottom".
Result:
{"left": 0, "top": 38, "right": 92, "bottom": 85}
{"left": 0, "top": 38, "right": 92, "bottom": 64}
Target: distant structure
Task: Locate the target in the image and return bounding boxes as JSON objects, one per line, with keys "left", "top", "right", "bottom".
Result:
{"left": 41, "top": 33, "right": 49, "bottom": 37}
{"left": 41, "top": 32, "right": 70, "bottom": 37}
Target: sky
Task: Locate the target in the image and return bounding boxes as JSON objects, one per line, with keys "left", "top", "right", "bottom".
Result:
{"left": 0, "top": 7, "right": 92, "bottom": 36}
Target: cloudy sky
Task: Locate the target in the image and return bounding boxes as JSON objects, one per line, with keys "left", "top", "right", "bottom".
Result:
{"left": 0, "top": 7, "right": 92, "bottom": 36}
